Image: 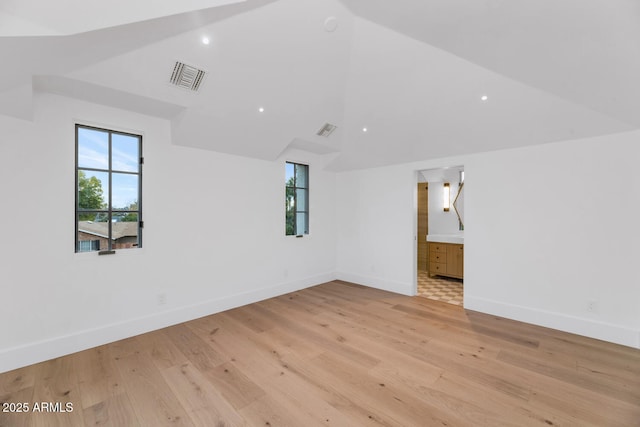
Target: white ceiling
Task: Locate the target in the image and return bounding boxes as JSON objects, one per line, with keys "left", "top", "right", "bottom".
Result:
{"left": 1, "top": 0, "right": 638, "bottom": 170}
{"left": 0, "top": 0, "right": 246, "bottom": 35}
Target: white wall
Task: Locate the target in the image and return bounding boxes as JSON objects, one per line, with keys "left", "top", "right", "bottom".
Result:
{"left": 336, "top": 131, "right": 640, "bottom": 348}
{"left": 465, "top": 132, "right": 640, "bottom": 347}
{"left": 428, "top": 180, "right": 463, "bottom": 235}
{"left": 0, "top": 93, "right": 337, "bottom": 373}
{"left": 419, "top": 166, "right": 464, "bottom": 235}
{"left": 2, "top": 92, "right": 638, "bottom": 374}
{"left": 335, "top": 164, "right": 416, "bottom": 295}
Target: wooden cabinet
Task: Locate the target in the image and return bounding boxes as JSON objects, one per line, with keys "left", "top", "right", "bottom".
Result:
{"left": 417, "top": 183, "right": 428, "bottom": 271}
{"left": 446, "top": 243, "right": 464, "bottom": 278}
{"left": 428, "top": 242, "right": 463, "bottom": 279}
{"left": 428, "top": 243, "right": 448, "bottom": 276}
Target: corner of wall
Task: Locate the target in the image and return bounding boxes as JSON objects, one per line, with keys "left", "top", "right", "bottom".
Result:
{"left": 335, "top": 271, "right": 414, "bottom": 296}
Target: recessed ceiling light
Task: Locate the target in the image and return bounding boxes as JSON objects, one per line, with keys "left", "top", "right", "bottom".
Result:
{"left": 258, "top": 107, "right": 265, "bottom": 113}
{"left": 362, "top": 127, "right": 368, "bottom": 132}
{"left": 202, "top": 36, "right": 210, "bottom": 45}
{"left": 324, "top": 17, "right": 338, "bottom": 32}
{"left": 481, "top": 95, "right": 488, "bottom": 101}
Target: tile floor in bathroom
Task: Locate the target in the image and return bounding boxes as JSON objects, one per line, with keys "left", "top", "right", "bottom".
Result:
{"left": 417, "top": 270, "right": 463, "bottom": 306}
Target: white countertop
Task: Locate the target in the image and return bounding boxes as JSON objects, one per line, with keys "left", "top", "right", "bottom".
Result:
{"left": 427, "top": 234, "right": 464, "bottom": 244}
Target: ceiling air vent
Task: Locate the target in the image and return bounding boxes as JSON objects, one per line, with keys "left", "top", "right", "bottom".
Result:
{"left": 170, "top": 61, "right": 206, "bottom": 92}
{"left": 317, "top": 123, "right": 337, "bottom": 137}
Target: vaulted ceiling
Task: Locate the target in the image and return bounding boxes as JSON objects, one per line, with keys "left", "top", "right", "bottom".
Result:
{"left": 2, "top": 0, "right": 638, "bottom": 170}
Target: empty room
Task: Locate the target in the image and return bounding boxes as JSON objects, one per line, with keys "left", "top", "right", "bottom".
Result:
{"left": 1, "top": 0, "right": 639, "bottom": 426}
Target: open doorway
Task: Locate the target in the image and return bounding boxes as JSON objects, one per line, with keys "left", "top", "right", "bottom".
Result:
{"left": 416, "top": 166, "right": 464, "bottom": 306}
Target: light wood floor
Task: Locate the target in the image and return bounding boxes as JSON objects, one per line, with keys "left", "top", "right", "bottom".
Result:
{"left": 1, "top": 281, "right": 639, "bottom": 426}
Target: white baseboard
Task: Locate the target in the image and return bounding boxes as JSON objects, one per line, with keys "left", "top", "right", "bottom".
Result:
{"left": 465, "top": 295, "right": 640, "bottom": 349}
{"left": 4, "top": 275, "right": 636, "bottom": 374}
{"left": 335, "top": 271, "right": 414, "bottom": 296}
{"left": 0, "top": 272, "right": 336, "bottom": 374}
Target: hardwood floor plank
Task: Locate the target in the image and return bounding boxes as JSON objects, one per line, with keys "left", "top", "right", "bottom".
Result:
{"left": 0, "top": 367, "right": 36, "bottom": 427}
{"left": 204, "top": 362, "right": 265, "bottom": 411}
{"left": 258, "top": 298, "right": 381, "bottom": 369}
{"left": 252, "top": 323, "right": 325, "bottom": 360}
{"left": 224, "top": 304, "right": 278, "bottom": 333}
{"left": 82, "top": 392, "right": 140, "bottom": 427}
{"left": 433, "top": 371, "right": 571, "bottom": 427}
{"left": 394, "top": 302, "right": 540, "bottom": 348}
{"left": 497, "top": 348, "right": 640, "bottom": 406}
{"left": 236, "top": 355, "right": 356, "bottom": 424}
{"left": 203, "top": 313, "right": 368, "bottom": 426}
{"left": 107, "top": 336, "right": 144, "bottom": 360}
{"left": 0, "top": 366, "right": 35, "bottom": 395}
{"left": 0, "top": 280, "right": 638, "bottom": 426}
{"left": 276, "top": 351, "right": 405, "bottom": 426}
{"left": 527, "top": 380, "right": 640, "bottom": 427}
{"left": 29, "top": 357, "right": 85, "bottom": 427}
{"left": 71, "top": 345, "right": 124, "bottom": 410}
{"left": 320, "top": 319, "right": 444, "bottom": 385}
{"left": 113, "top": 352, "right": 194, "bottom": 426}
{"left": 542, "top": 334, "right": 640, "bottom": 379}
{"left": 310, "top": 350, "right": 463, "bottom": 426}
{"left": 161, "top": 362, "right": 246, "bottom": 426}
{"left": 164, "top": 323, "right": 225, "bottom": 371}
{"left": 313, "top": 300, "right": 535, "bottom": 403}
{"left": 137, "top": 329, "right": 190, "bottom": 371}
{"left": 0, "top": 386, "right": 34, "bottom": 427}
{"left": 239, "top": 395, "right": 330, "bottom": 427}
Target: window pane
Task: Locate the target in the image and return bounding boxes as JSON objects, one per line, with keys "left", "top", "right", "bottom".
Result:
{"left": 78, "top": 240, "right": 101, "bottom": 253}
{"left": 112, "top": 173, "right": 139, "bottom": 210}
{"left": 296, "top": 213, "right": 308, "bottom": 235}
{"left": 286, "top": 210, "right": 295, "bottom": 235}
{"left": 285, "top": 191, "right": 295, "bottom": 212}
{"left": 285, "top": 161, "right": 309, "bottom": 236}
{"left": 296, "top": 188, "right": 307, "bottom": 212}
{"left": 112, "top": 211, "right": 138, "bottom": 222}
{"left": 295, "top": 163, "right": 308, "bottom": 187}
{"left": 285, "top": 162, "right": 295, "bottom": 185}
{"left": 78, "top": 213, "right": 108, "bottom": 252}
{"left": 78, "top": 170, "right": 108, "bottom": 212}
{"left": 112, "top": 133, "right": 139, "bottom": 172}
{"left": 75, "top": 125, "right": 142, "bottom": 253}
{"left": 78, "top": 127, "right": 109, "bottom": 169}
{"left": 112, "top": 214, "right": 139, "bottom": 249}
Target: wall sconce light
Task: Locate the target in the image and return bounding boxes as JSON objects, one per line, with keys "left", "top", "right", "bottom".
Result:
{"left": 443, "top": 182, "right": 450, "bottom": 211}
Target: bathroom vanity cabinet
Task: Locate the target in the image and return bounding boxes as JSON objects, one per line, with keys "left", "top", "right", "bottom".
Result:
{"left": 428, "top": 242, "right": 463, "bottom": 279}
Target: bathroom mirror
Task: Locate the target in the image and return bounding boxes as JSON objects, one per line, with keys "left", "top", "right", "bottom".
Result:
{"left": 453, "top": 181, "right": 464, "bottom": 230}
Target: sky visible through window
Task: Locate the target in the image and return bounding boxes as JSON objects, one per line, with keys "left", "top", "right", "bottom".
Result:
{"left": 77, "top": 127, "right": 139, "bottom": 209}
{"left": 285, "top": 161, "right": 294, "bottom": 185}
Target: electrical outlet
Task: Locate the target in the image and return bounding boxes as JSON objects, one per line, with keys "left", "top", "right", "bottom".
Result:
{"left": 587, "top": 300, "right": 597, "bottom": 313}
{"left": 157, "top": 293, "right": 167, "bottom": 306}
